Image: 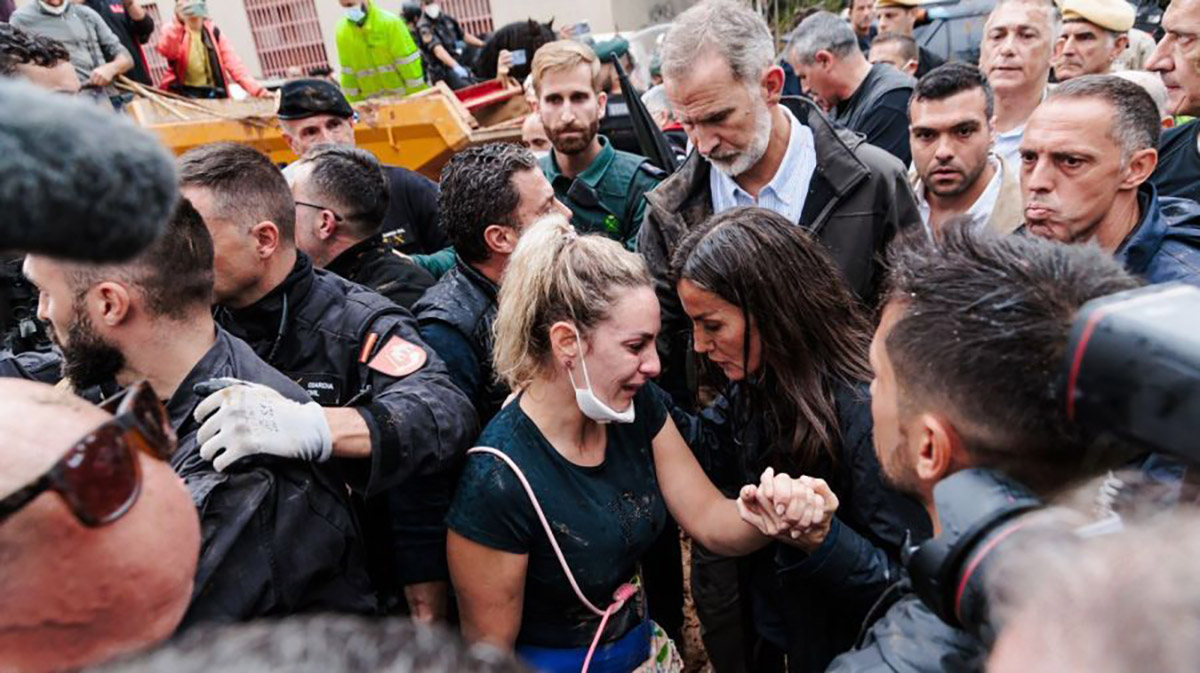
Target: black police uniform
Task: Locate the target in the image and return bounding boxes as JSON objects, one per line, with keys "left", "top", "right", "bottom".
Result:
{"left": 382, "top": 165, "right": 449, "bottom": 255}
{"left": 326, "top": 233, "right": 435, "bottom": 310}
{"left": 411, "top": 257, "right": 506, "bottom": 424}
{"left": 0, "top": 348, "right": 61, "bottom": 384}
{"left": 167, "top": 326, "right": 377, "bottom": 628}
{"left": 214, "top": 252, "right": 478, "bottom": 604}
{"left": 416, "top": 11, "right": 472, "bottom": 89}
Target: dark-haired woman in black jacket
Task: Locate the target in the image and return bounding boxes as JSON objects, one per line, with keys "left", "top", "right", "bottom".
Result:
{"left": 669, "top": 206, "right": 931, "bottom": 673}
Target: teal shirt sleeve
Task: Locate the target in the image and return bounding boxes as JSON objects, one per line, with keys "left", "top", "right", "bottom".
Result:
{"left": 410, "top": 247, "right": 457, "bottom": 279}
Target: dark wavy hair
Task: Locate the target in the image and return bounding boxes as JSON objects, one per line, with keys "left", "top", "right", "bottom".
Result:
{"left": 438, "top": 142, "right": 538, "bottom": 264}
{"left": 0, "top": 23, "right": 69, "bottom": 76}
{"left": 670, "top": 207, "right": 873, "bottom": 472}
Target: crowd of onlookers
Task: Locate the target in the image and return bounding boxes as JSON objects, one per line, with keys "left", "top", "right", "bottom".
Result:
{"left": 3, "top": 0, "right": 1200, "bottom": 671}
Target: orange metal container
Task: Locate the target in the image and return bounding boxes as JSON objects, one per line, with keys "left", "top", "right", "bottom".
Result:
{"left": 126, "top": 80, "right": 528, "bottom": 180}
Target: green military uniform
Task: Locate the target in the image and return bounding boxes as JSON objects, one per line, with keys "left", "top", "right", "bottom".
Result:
{"left": 541, "top": 137, "right": 665, "bottom": 250}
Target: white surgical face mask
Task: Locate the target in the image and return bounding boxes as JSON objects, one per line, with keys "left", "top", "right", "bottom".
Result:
{"left": 567, "top": 326, "right": 635, "bottom": 424}
{"left": 345, "top": 5, "right": 366, "bottom": 23}
{"left": 425, "top": 3, "right": 441, "bottom": 18}
{"left": 39, "top": 0, "right": 69, "bottom": 16}
{"left": 532, "top": 150, "right": 550, "bottom": 162}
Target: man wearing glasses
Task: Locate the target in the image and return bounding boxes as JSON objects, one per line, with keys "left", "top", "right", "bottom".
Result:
{"left": 0, "top": 378, "right": 199, "bottom": 672}
{"left": 288, "top": 144, "right": 434, "bottom": 310}
{"left": 19, "top": 200, "right": 378, "bottom": 628}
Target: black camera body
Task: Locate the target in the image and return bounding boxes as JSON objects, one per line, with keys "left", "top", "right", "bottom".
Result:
{"left": 904, "top": 469, "right": 1040, "bottom": 640}
{"left": 905, "top": 283, "right": 1200, "bottom": 638}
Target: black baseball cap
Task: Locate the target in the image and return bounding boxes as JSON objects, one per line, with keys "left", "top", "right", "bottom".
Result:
{"left": 276, "top": 79, "right": 354, "bottom": 120}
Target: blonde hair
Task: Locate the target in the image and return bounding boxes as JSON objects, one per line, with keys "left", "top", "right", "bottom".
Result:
{"left": 492, "top": 214, "right": 652, "bottom": 389}
{"left": 530, "top": 39, "right": 602, "bottom": 95}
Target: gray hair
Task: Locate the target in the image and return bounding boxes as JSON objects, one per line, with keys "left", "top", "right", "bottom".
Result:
{"left": 787, "top": 11, "right": 862, "bottom": 65}
{"left": 990, "top": 0, "right": 1062, "bottom": 41}
{"left": 988, "top": 508, "right": 1200, "bottom": 673}
{"left": 1047, "top": 74, "right": 1162, "bottom": 162}
{"left": 1112, "top": 69, "right": 1170, "bottom": 120}
{"left": 660, "top": 0, "right": 776, "bottom": 84}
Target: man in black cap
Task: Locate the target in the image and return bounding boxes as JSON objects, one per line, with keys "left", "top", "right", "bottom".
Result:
{"left": 276, "top": 78, "right": 449, "bottom": 257}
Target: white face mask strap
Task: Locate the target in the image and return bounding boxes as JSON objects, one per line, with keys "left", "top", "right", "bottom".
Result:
{"left": 567, "top": 324, "right": 595, "bottom": 391}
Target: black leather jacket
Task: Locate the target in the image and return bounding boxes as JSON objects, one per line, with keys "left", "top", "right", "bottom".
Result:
{"left": 325, "top": 234, "right": 435, "bottom": 311}
{"left": 412, "top": 258, "right": 506, "bottom": 424}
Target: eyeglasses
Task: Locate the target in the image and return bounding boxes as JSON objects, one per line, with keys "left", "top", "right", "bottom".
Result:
{"left": 0, "top": 380, "right": 176, "bottom": 528}
{"left": 295, "top": 200, "right": 344, "bottom": 222}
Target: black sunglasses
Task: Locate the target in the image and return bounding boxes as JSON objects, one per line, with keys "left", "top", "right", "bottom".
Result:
{"left": 295, "top": 200, "right": 345, "bottom": 222}
{"left": 0, "top": 381, "right": 176, "bottom": 528}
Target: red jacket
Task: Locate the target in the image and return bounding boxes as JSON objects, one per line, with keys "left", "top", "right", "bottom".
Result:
{"left": 156, "top": 18, "right": 264, "bottom": 97}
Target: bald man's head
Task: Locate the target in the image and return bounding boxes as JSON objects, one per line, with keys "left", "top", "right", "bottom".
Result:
{"left": 0, "top": 380, "right": 200, "bottom": 673}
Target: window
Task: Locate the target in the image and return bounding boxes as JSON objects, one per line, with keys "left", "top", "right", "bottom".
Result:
{"left": 243, "top": 0, "right": 330, "bottom": 79}
{"left": 138, "top": 2, "right": 169, "bottom": 86}
{"left": 442, "top": 0, "right": 494, "bottom": 38}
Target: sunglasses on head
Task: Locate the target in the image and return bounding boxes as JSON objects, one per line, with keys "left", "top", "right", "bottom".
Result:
{"left": 0, "top": 381, "right": 176, "bottom": 528}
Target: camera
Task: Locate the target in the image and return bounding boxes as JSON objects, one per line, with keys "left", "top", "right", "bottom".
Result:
{"left": 904, "top": 283, "right": 1200, "bottom": 638}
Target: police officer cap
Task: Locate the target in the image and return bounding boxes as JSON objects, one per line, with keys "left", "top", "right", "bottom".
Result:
{"left": 873, "top": 0, "right": 920, "bottom": 9}
{"left": 401, "top": 1, "right": 421, "bottom": 22}
{"left": 593, "top": 36, "right": 630, "bottom": 62}
{"left": 276, "top": 79, "right": 354, "bottom": 120}
{"left": 1060, "top": 0, "right": 1134, "bottom": 32}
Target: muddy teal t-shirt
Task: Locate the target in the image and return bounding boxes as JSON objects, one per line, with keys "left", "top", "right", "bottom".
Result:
{"left": 447, "top": 383, "right": 670, "bottom": 649}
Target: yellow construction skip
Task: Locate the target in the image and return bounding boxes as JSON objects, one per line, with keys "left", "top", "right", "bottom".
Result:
{"left": 126, "top": 80, "right": 528, "bottom": 180}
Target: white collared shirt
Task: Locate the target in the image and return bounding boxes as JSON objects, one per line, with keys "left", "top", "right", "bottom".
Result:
{"left": 916, "top": 154, "right": 1005, "bottom": 237}
{"left": 993, "top": 124, "right": 1025, "bottom": 170}
{"left": 709, "top": 106, "right": 817, "bottom": 224}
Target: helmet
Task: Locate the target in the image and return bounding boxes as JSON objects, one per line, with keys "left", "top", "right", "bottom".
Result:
{"left": 401, "top": 1, "right": 421, "bottom": 22}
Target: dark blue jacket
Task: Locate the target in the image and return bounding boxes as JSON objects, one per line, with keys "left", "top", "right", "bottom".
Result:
{"left": 412, "top": 257, "right": 507, "bottom": 425}
{"left": 671, "top": 383, "right": 931, "bottom": 672}
{"left": 1115, "top": 183, "right": 1200, "bottom": 287}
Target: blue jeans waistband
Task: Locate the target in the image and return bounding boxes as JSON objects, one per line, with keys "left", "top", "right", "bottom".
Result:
{"left": 516, "top": 620, "right": 651, "bottom": 673}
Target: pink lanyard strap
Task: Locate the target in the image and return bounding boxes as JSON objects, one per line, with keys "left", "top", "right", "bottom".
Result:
{"left": 468, "top": 447, "right": 640, "bottom": 672}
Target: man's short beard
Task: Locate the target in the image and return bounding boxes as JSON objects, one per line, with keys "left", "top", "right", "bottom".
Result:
{"left": 879, "top": 432, "right": 923, "bottom": 498}
{"left": 548, "top": 117, "right": 600, "bottom": 155}
{"left": 709, "top": 97, "right": 773, "bottom": 178}
{"left": 56, "top": 309, "right": 126, "bottom": 390}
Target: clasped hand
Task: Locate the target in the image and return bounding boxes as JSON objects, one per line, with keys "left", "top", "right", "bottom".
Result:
{"left": 736, "top": 467, "right": 840, "bottom": 552}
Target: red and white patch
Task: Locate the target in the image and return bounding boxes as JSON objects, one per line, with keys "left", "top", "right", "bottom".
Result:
{"left": 367, "top": 336, "right": 427, "bottom": 377}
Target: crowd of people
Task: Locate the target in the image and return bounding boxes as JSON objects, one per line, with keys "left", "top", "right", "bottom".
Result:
{"left": 3, "top": 0, "right": 1200, "bottom": 671}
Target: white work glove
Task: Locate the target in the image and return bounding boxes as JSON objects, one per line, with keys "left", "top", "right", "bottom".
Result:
{"left": 193, "top": 377, "right": 333, "bottom": 471}
{"left": 452, "top": 64, "right": 469, "bottom": 79}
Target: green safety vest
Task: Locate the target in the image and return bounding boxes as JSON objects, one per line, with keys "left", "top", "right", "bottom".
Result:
{"left": 336, "top": 5, "right": 427, "bottom": 102}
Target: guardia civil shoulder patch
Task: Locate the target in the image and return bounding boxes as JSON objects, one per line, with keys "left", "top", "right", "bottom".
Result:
{"left": 367, "top": 336, "right": 427, "bottom": 377}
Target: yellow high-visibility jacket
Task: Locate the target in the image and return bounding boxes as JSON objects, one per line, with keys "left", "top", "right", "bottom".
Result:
{"left": 336, "top": 4, "right": 427, "bottom": 102}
